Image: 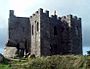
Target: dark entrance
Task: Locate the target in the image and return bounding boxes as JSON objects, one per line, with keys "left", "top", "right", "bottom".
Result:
{"left": 50, "top": 44, "right": 58, "bottom": 55}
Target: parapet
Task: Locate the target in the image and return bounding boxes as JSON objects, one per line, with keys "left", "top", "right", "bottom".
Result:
{"left": 79, "top": 18, "right": 81, "bottom": 21}
{"left": 30, "top": 16, "right": 32, "bottom": 18}
{"left": 38, "top": 8, "right": 43, "bottom": 14}
{"left": 33, "top": 14, "right": 35, "bottom": 16}
{"left": 66, "top": 15, "right": 81, "bottom": 21}
{"left": 66, "top": 14, "right": 72, "bottom": 19}
{"left": 38, "top": 8, "right": 49, "bottom": 17}
{"left": 29, "top": 8, "right": 81, "bottom": 23}
{"left": 57, "top": 17, "right": 61, "bottom": 20}
{"left": 30, "top": 8, "right": 50, "bottom": 18}
{"left": 61, "top": 16, "right": 66, "bottom": 21}
{"left": 45, "top": 10, "right": 49, "bottom": 16}
{"left": 72, "top": 16, "right": 81, "bottom": 21}
{"left": 10, "top": 10, "right": 14, "bottom": 14}
{"left": 74, "top": 16, "right": 77, "bottom": 19}
{"left": 50, "top": 15, "right": 57, "bottom": 19}
{"left": 9, "top": 10, "right": 14, "bottom": 16}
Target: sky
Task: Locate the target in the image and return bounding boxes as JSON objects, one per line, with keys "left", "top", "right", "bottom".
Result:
{"left": 0, "top": 0, "right": 90, "bottom": 55}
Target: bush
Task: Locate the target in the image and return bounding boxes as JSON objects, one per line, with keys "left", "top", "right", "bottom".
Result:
{"left": 87, "top": 51, "right": 90, "bottom": 55}
{"left": 11, "top": 55, "right": 86, "bottom": 69}
{"left": 30, "top": 54, "right": 36, "bottom": 59}
{"left": 0, "top": 58, "right": 11, "bottom": 69}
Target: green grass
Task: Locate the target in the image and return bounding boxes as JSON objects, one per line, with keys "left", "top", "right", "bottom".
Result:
{"left": 10, "top": 55, "right": 87, "bottom": 69}
{"left": 0, "top": 64, "right": 11, "bottom": 69}
{"left": 0, "top": 58, "right": 11, "bottom": 69}
{"left": 1, "top": 55, "right": 90, "bottom": 69}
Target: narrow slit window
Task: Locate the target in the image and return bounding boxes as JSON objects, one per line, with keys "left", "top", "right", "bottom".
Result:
{"left": 54, "top": 26, "right": 57, "bottom": 35}
{"left": 22, "top": 27, "right": 24, "bottom": 32}
{"left": 75, "top": 26, "right": 79, "bottom": 35}
{"left": 37, "top": 22, "right": 39, "bottom": 31}
{"left": 32, "top": 25, "right": 34, "bottom": 35}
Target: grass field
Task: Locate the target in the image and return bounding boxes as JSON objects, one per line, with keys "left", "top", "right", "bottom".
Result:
{"left": 0, "top": 58, "right": 11, "bottom": 69}
{"left": 0, "top": 55, "right": 90, "bottom": 69}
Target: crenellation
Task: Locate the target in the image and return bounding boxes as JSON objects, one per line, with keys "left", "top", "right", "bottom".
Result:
{"left": 57, "top": 17, "right": 61, "bottom": 20}
{"left": 51, "top": 15, "right": 54, "bottom": 18}
{"left": 61, "top": 16, "right": 67, "bottom": 21}
{"left": 38, "top": 8, "right": 43, "bottom": 14}
{"left": 33, "top": 14, "right": 35, "bottom": 16}
{"left": 67, "top": 14, "right": 72, "bottom": 18}
{"left": 79, "top": 18, "right": 81, "bottom": 20}
{"left": 9, "top": 10, "right": 14, "bottom": 16}
{"left": 36, "top": 11, "right": 38, "bottom": 13}
{"left": 50, "top": 15, "right": 57, "bottom": 19}
{"left": 45, "top": 10, "right": 49, "bottom": 17}
{"left": 30, "top": 16, "right": 32, "bottom": 18}
{"left": 73, "top": 16, "right": 77, "bottom": 19}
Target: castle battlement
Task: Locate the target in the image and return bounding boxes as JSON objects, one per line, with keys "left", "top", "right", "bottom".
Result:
{"left": 30, "top": 8, "right": 50, "bottom": 19}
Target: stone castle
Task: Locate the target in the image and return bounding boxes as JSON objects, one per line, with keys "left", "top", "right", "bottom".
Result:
{"left": 4, "top": 8, "right": 82, "bottom": 58}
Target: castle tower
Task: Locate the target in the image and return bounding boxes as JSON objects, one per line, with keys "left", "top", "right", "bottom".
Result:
{"left": 60, "top": 15, "right": 82, "bottom": 54}
{"left": 30, "top": 8, "right": 51, "bottom": 56}
{"left": 4, "top": 10, "right": 31, "bottom": 58}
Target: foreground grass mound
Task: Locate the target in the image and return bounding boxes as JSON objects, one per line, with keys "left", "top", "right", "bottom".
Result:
{"left": 11, "top": 55, "right": 87, "bottom": 69}
{"left": 0, "top": 58, "right": 11, "bottom": 69}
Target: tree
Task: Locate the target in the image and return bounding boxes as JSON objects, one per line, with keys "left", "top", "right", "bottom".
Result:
{"left": 87, "top": 51, "right": 90, "bottom": 55}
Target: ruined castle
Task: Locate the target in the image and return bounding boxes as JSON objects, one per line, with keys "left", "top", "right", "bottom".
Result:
{"left": 4, "top": 8, "right": 82, "bottom": 58}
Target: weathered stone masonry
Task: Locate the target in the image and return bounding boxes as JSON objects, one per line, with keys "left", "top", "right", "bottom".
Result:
{"left": 4, "top": 8, "right": 82, "bottom": 58}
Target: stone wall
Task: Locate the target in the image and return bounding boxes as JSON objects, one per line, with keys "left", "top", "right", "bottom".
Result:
{"left": 71, "top": 16, "right": 82, "bottom": 54}
{"left": 30, "top": 9, "right": 41, "bottom": 56}
{"left": 60, "top": 15, "right": 82, "bottom": 54}
{"left": 40, "top": 9, "right": 51, "bottom": 56}
{"left": 50, "top": 15, "right": 62, "bottom": 55}
{"left": 7, "top": 10, "right": 31, "bottom": 56}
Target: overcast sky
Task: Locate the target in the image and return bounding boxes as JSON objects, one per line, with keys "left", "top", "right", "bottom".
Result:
{"left": 0, "top": 0, "right": 90, "bottom": 54}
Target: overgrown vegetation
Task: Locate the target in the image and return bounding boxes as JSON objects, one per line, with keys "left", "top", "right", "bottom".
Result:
{"left": 1, "top": 55, "right": 90, "bottom": 69}
{"left": 0, "top": 58, "right": 11, "bottom": 69}
{"left": 87, "top": 51, "right": 90, "bottom": 55}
